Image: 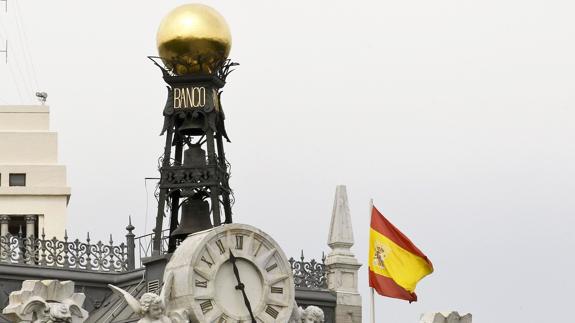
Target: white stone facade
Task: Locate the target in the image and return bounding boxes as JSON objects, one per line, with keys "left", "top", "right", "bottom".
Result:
{"left": 0, "top": 105, "right": 70, "bottom": 239}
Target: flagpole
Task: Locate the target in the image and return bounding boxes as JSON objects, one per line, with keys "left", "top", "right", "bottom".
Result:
{"left": 370, "top": 287, "right": 376, "bottom": 323}
{"left": 369, "top": 198, "right": 376, "bottom": 323}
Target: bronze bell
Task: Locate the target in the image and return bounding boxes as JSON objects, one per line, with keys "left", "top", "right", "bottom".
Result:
{"left": 183, "top": 144, "right": 206, "bottom": 167}
{"left": 177, "top": 114, "right": 205, "bottom": 136}
{"left": 171, "top": 197, "right": 213, "bottom": 239}
{"left": 181, "top": 145, "right": 207, "bottom": 197}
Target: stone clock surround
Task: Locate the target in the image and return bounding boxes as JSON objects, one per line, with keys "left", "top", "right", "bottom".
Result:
{"left": 164, "top": 223, "right": 296, "bottom": 323}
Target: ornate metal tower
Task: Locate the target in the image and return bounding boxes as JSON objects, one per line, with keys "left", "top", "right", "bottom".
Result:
{"left": 150, "top": 4, "right": 237, "bottom": 254}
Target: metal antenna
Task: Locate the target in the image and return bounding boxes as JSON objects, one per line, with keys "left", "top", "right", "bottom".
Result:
{"left": 35, "top": 91, "right": 47, "bottom": 104}
{"left": 0, "top": 40, "right": 6, "bottom": 64}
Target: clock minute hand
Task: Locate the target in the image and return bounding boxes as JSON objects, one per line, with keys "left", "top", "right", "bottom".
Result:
{"left": 229, "top": 250, "right": 257, "bottom": 323}
{"left": 229, "top": 250, "right": 242, "bottom": 284}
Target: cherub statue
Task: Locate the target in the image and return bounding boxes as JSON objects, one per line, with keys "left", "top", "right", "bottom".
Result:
{"left": 302, "top": 305, "right": 325, "bottom": 323}
{"left": 108, "top": 272, "right": 174, "bottom": 323}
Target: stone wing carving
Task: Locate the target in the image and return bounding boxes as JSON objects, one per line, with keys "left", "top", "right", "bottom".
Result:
{"left": 21, "top": 298, "right": 50, "bottom": 316}
{"left": 108, "top": 272, "right": 178, "bottom": 323}
{"left": 107, "top": 284, "right": 143, "bottom": 315}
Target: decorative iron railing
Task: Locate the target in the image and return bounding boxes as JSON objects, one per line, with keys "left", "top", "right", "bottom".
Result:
{"left": 0, "top": 218, "right": 138, "bottom": 272}
{"left": 0, "top": 230, "right": 130, "bottom": 272}
{"left": 289, "top": 251, "right": 328, "bottom": 289}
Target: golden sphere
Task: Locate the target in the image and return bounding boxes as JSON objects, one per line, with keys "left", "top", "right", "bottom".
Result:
{"left": 156, "top": 4, "right": 232, "bottom": 75}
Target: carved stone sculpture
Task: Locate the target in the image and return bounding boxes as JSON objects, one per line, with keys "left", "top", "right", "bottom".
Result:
{"left": 2, "top": 280, "right": 89, "bottom": 323}
{"left": 288, "top": 302, "right": 302, "bottom": 323}
{"left": 108, "top": 272, "right": 185, "bottom": 323}
{"left": 167, "top": 309, "right": 190, "bottom": 323}
{"left": 420, "top": 311, "right": 472, "bottom": 323}
{"left": 302, "top": 305, "right": 325, "bottom": 323}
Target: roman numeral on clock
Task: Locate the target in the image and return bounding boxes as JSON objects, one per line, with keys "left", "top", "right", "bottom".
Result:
{"left": 266, "top": 263, "right": 277, "bottom": 272}
{"left": 195, "top": 280, "right": 207, "bottom": 288}
{"left": 200, "top": 300, "right": 213, "bottom": 314}
{"left": 253, "top": 241, "right": 263, "bottom": 257}
{"left": 271, "top": 286, "right": 283, "bottom": 294}
{"left": 236, "top": 235, "right": 243, "bottom": 249}
{"left": 216, "top": 239, "right": 225, "bottom": 254}
{"left": 200, "top": 256, "right": 213, "bottom": 268}
{"left": 265, "top": 305, "right": 279, "bottom": 319}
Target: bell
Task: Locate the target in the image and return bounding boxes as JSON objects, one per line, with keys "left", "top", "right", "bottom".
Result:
{"left": 171, "top": 197, "right": 212, "bottom": 239}
{"left": 177, "top": 114, "right": 205, "bottom": 136}
{"left": 183, "top": 144, "right": 206, "bottom": 167}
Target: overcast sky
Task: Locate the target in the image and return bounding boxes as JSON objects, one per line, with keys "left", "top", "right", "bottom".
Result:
{"left": 1, "top": 1, "right": 575, "bottom": 322}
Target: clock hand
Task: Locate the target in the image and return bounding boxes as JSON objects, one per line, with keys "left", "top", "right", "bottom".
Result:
{"left": 229, "top": 250, "right": 257, "bottom": 323}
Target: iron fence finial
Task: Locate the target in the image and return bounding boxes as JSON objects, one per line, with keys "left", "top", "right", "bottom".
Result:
{"left": 126, "top": 216, "right": 135, "bottom": 233}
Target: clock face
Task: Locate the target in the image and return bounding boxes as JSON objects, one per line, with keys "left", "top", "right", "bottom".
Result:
{"left": 186, "top": 224, "right": 295, "bottom": 322}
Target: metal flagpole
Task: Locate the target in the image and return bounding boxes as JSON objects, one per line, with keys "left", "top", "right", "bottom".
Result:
{"left": 369, "top": 198, "right": 376, "bottom": 323}
{"left": 371, "top": 287, "right": 376, "bottom": 323}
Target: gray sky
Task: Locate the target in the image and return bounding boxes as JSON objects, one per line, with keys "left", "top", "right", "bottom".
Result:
{"left": 1, "top": 0, "right": 575, "bottom": 322}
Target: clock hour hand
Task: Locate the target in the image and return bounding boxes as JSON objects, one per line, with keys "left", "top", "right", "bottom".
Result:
{"left": 229, "top": 250, "right": 257, "bottom": 323}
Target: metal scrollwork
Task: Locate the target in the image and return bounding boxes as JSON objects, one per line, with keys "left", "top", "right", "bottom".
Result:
{"left": 217, "top": 59, "right": 239, "bottom": 82}
{"left": 160, "top": 165, "right": 220, "bottom": 189}
{"left": 289, "top": 251, "right": 328, "bottom": 290}
{"left": 0, "top": 230, "right": 129, "bottom": 272}
{"left": 148, "top": 56, "right": 239, "bottom": 82}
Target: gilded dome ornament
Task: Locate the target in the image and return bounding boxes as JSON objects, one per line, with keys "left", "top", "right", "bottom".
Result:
{"left": 156, "top": 3, "right": 232, "bottom": 75}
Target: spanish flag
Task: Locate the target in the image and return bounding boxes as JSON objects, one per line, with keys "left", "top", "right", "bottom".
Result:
{"left": 368, "top": 206, "right": 433, "bottom": 302}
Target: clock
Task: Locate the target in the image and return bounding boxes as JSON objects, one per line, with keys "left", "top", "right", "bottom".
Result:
{"left": 164, "top": 223, "right": 295, "bottom": 322}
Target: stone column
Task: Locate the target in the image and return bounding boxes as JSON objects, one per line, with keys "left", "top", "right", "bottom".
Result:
{"left": 24, "top": 215, "right": 37, "bottom": 264}
{"left": 325, "top": 185, "right": 362, "bottom": 323}
{"left": 25, "top": 215, "right": 37, "bottom": 238}
{"left": 0, "top": 215, "right": 10, "bottom": 236}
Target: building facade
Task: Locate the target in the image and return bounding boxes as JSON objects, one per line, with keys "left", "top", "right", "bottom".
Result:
{"left": 0, "top": 105, "right": 70, "bottom": 239}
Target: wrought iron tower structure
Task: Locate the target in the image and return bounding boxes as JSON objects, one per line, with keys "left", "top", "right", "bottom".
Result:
{"left": 150, "top": 57, "right": 237, "bottom": 254}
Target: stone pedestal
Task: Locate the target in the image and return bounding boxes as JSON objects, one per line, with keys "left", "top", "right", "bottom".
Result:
{"left": 142, "top": 253, "right": 171, "bottom": 294}
{"left": 325, "top": 185, "right": 362, "bottom": 323}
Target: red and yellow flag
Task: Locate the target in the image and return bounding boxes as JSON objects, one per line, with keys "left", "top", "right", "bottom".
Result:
{"left": 368, "top": 206, "right": 433, "bottom": 302}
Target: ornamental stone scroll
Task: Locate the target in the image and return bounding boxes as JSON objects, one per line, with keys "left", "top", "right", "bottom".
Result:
{"left": 2, "top": 280, "right": 89, "bottom": 323}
